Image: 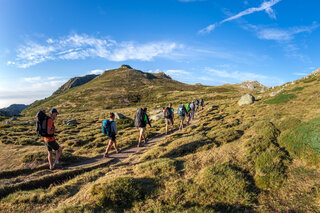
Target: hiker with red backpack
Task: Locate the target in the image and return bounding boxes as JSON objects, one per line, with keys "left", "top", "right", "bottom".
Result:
{"left": 36, "top": 108, "right": 63, "bottom": 170}
{"left": 134, "top": 108, "right": 152, "bottom": 147}
{"left": 177, "top": 104, "right": 187, "bottom": 130}
{"left": 102, "top": 112, "right": 120, "bottom": 158}
{"left": 164, "top": 103, "right": 174, "bottom": 134}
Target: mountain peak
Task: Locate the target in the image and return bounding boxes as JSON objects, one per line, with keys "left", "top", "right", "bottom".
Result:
{"left": 120, "top": 64, "right": 133, "bottom": 69}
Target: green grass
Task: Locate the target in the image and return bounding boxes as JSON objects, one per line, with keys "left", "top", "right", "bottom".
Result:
{"left": 134, "top": 158, "right": 178, "bottom": 179}
{"left": 279, "top": 116, "right": 320, "bottom": 166}
{"left": 265, "top": 93, "right": 297, "bottom": 104}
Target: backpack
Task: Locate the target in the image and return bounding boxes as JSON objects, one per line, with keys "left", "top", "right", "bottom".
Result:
{"left": 36, "top": 110, "right": 54, "bottom": 137}
{"left": 200, "top": 99, "right": 204, "bottom": 105}
{"left": 186, "top": 103, "right": 190, "bottom": 113}
{"left": 177, "top": 105, "right": 186, "bottom": 116}
{"left": 195, "top": 99, "right": 199, "bottom": 105}
{"left": 102, "top": 120, "right": 114, "bottom": 136}
{"left": 190, "top": 102, "right": 195, "bottom": 110}
{"left": 134, "top": 108, "right": 146, "bottom": 127}
{"left": 164, "top": 107, "right": 172, "bottom": 118}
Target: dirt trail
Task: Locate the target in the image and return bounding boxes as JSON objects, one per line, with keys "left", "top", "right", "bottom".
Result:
{"left": 0, "top": 114, "right": 202, "bottom": 199}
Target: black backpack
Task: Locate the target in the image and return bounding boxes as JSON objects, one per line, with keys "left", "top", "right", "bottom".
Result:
{"left": 195, "top": 99, "right": 199, "bottom": 105}
{"left": 134, "top": 108, "right": 146, "bottom": 127}
{"left": 36, "top": 110, "right": 54, "bottom": 137}
{"left": 164, "top": 107, "right": 172, "bottom": 118}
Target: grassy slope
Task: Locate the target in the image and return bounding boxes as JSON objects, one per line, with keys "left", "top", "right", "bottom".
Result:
{"left": 2, "top": 69, "right": 320, "bottom": 212}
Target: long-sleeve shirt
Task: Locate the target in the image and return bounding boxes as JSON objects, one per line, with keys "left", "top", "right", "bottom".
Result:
{"left": 144, "top": 114, "right": 152, "bottom": 127}
{"left": 110, "top": 119, "right": 117, "bottom": 135}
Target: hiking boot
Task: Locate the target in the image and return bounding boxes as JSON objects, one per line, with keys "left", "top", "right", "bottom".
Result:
{"left": 104, "top": 153, "right": 109, "bottom": 158}
{"left": 116, "top": 149, "right": 121, "bottom": 153}
{"left": 49, "top": 165, "right": 54, "bottom": 170}
{"left": 53, "top": 160, "right": 59, "bottom": 167}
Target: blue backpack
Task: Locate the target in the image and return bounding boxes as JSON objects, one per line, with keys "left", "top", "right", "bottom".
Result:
{"left": 102, "top": 120, "right": 114, "bottom": 136}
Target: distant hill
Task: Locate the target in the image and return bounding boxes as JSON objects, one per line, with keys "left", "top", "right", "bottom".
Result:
{"left": 23, "top": 65, "right": 219, "bottom": 115}
{"left": 0, "top": 104, "right": 29, "bottom": 116}
{"left": 235, "top": 80, "right": 268, "bottom": 92}
{"left": 52, "top": 74, "right": 98, "bottom": 96}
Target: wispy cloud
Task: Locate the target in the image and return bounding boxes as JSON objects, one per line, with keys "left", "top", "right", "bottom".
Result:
{"left": 9, "top": 33, "right": 180, "bottom": 68}
{"left": 204, "top": 67, "right": 283, "bottom": 86}
{"left": 255, "top": 23, "right": 319, "bottom": 41}
{"left": 293, "top": 72, "right": 309, "bottom": 76}
{"left": 199, "top": 0, "right": 282, "bottom": 34}
{"left": 89, "top": 69, "right": 104, "bottom": 75}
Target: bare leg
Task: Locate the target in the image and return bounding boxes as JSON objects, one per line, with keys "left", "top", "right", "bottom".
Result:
{"left": 48, "top": 151, "right": 53, "bottom": 169}
{"left": 165, "top": 119, "right": 168, "bottom": 134}
{"left": 55, "top": 147, "right": 62, "bottom": 163}
{"left": 106, "top": 139, "right": 113, "bottom": 154}
{"left": 112, "top": 139, "right": 118, "bottom": 152}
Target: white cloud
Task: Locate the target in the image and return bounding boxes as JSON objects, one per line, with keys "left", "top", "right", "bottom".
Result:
{"left": 165, "top": 69, "right": 190, "bottom": 76}
{"left": 89, "top": 69, "right": 104, "bottom": 75}
{"left": 199, "top": 0, "right": 282, "bottom": 34}
{"left": 256, "top": 24, "right": 319, "bottom": 41}
{"left": 9, "top": 34, "right": 180, "bottom": 68}
{"left": 293, "top": 72, "right": 309, "bottom": 76}
{"left": 23, "top": 76, "right": 41, "bottom": 83}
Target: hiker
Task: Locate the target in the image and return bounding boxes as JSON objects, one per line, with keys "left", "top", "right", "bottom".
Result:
{"left": 177, "top": 104, "right": 187, "bottom": 130}
{"left": 186, "top": 102, "right": 191, "bottom": 125}
{"left": 134, "top": 108, "right": 152, "bottom": 147}
{"left": 37, "top": 108, "right": 63, "bottom": 170}
{"left": 200, "top": 98, "right": 204, "bottom": 110}
{"left": 103, "top": 112, "right": 120, "bottom": 158}
{"left": 189, "top": 101, "right": 195, "bottom": 122}
{"left": 195, "top": 99, "right": 200, "bottom": 112}
{"left": 164, "top": 103, "right": 174, "bottom": 134}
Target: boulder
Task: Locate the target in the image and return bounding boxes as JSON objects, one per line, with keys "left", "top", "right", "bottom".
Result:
{"left": 114, "top": 113, "right": 128, "bottom": 120}
{"left": 150, "top": 110, "right": 162, "bottom": 115}
{"left": 63, "top": 119, "right": 77, "bottom": 125}
{"left": 238, "top": 94, "right": 255, "bottom": 106}
{"left": 150, "top": 112, "right": 164, "bottom": 121}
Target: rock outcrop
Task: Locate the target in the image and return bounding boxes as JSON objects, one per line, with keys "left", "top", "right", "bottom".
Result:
{"left": 237, "top": 81, "right": 268, "bottom": 93}
{"left": 238, "top": 94, "right": 255, "bottom": 106}
{"left": 53, "top": 74, "right": 98, "bottom": 96}
{"left": 114, "top": 113, "right": 129, "bottom": 120}
{"left": 0, "top": 104, "right": 28, "bottom": 117}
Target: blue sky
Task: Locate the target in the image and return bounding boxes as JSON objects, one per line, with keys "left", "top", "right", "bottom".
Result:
{"left": 0, "top": 0, "right": 319, "bottom": 108}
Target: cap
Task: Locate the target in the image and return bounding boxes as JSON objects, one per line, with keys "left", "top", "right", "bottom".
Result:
{"left": 50, "top": 108, "right": 59, "bottom": 114}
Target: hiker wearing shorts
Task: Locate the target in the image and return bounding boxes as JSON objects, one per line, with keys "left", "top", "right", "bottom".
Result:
{"left": 177, "top": 104, "right": 187, "bottom": 130}
{"left": 43, "top": 108, "right": 62, "bottom": 170}
{"left": 104, "top": 112, "right": 120, "bottom": 158}
{"left": 164, "top": 103, "right": 174, "bottom": 134}
{"left": 135, "top": 108, "right": 151, "bottom": 147}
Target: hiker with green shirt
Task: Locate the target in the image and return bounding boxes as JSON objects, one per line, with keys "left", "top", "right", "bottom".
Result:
{"left": 134, "top": 107, "right": 151, "bottom": 147}
{"left": 164, "top": 103, "right": 174, "bottom": 134}
{"left": 186, "top": 102, "right": 191, "bottom": 125}
{"left": 177, "top": 104, "right": 187, "bottom": 130}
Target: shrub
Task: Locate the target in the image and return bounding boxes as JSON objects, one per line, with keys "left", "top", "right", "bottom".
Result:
{"left": 279, "top": 116, "right": 320, "bottom": 166}
{"left": 193, "top": 164, "right": 255, "bottom": 206}
{"left": 134, "top": 158, "right": 177, "bottom": 179}
{"left": 18, "top": 138, "right": 39, "bottom": 145}
{"left": 207, "top": 128, "right": 242, "bottom": 144}
{"left": 277, "top": 116, "right": 301, "bottom": 132}
{"left": 90, "top": 177, "right": 157, "bottom": 210}
{"left": 265, "top": 93, "right": 297, "bottom": 104}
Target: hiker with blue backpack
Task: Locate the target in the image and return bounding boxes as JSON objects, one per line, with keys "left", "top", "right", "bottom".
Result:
{"left": 177, "top": 104, "right": 187, "bottom": 130}
{"left": 189, "top": 101, "right": 195, "bottom": 122}
{"left": 102, "top": 112, "right": 120, "bottom": 158}
{"left": 134, "top": 108, "right": 152, "bottom": 147}
{"left": 164, "top": 103, "right": 174, "bottom": 134}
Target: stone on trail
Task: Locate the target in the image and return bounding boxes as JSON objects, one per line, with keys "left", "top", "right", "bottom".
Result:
{"left": 63, "top": 119, "right": 77, "bottom": 125}
{"left": 114, "top": 113, "right": 128, "bottom": 120}
{"left": 150, "top": 112, "right": 164, "bottom": 121}
{"left": 238, "top": 94, "right": 255, "bottom": 106}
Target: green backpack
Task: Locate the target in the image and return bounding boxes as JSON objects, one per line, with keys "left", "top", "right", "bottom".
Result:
{"left": 186, "top": 103, "right": 190, "bottom": 113}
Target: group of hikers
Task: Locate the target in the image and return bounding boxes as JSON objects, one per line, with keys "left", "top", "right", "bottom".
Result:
{"left": 36, "top": 98, "right": 204, "bottom": 169}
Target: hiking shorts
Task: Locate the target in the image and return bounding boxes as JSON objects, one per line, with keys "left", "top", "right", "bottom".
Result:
{"left": 166, "top": 118, "right": 174, "bottom": 125}
{"left": 140, "top": 127, "right": 146, "bottom": 135}
{"left": 179, "top": 115, "right": 185, "bottom": 122}
{"left": 45, "top": 141, "right": 60, "bottom": 152}
{"left": 108, "top": 134, "right": 116, "bottom": 141}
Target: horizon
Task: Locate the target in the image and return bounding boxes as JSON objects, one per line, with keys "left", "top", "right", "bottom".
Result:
{"left": 1, "top": 0, "right": 319, "bottom": 108}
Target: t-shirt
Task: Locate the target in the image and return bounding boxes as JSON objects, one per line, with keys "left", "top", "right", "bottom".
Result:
{"left": 44, "top": 118, "right": 55, "bottom": 142}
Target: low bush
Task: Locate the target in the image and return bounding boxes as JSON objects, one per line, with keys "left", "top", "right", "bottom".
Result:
{"left": 279, "top": 116, "right": 320, "bottom": 166}
{"left": 90, "top": 177, "right": 157, "bottom": 210}
{"left": 193, "top": 164, "right": 256, "bottom": 206}
{"left": 134, "top": 158, "right": 178, "bottom": 179}
{"left": 207, "top": 128, "right": 242, "bottom": 144}
{"left": 265, "top": 93, "right": 297, "bottom": 104}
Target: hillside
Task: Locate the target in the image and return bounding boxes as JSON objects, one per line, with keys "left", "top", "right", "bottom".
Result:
{"left": 23, "top": 65, "right": 242, "bottom": 116}
{"left": 2, "top": 67, "right": 320, "bottom": 212}
{"left": 0, "top": 104, "right": 28, "bottom": 117}
{"left": 52, "top": 74, "right": 98, "bottom": 96}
